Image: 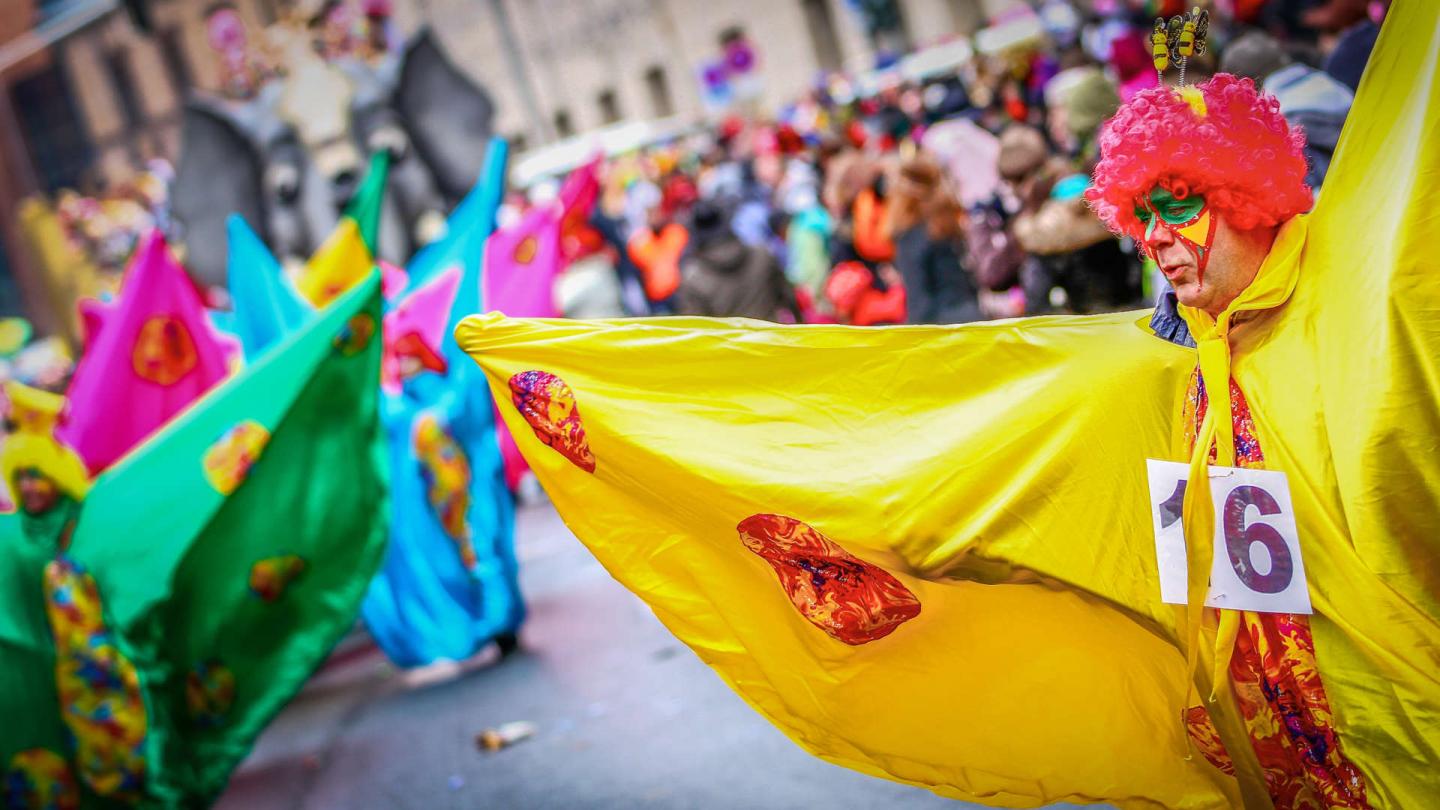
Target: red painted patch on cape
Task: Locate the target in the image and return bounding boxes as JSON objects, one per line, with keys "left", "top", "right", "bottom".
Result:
{"left": 508, "top": 371, "right": 596, "bottom": 473}
{"left": 737, "top": 514, "right": 920, "bottom": 645}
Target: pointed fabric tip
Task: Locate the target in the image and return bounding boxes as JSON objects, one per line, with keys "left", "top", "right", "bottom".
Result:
{"left": 59, "top": 229, "right": 232, "bottom": 474}
{"left": 559, "top": 153, "right": 602, "bottom": 216}
{"left": 380, "top": 261, "right": 409, "bottom": 301}
{"left": 406, "top": 138, "right": 509, "bottom": 292}
{"left": 558, "top": 154, "right": 603, "bottom": 262}
{"left": 227, "top": 215, "right": 312, "bottom": 360}
{"left": 344, "top": 150, "right": 391, "bottom": 258}
{"left": 77, "top": 297, "right": 116, "bottom": 351}
{"left": 382, "top": 266, "right": 462, "bottom": 393}
{"left": 482, "top": 204, "right": 563, "bottom": 320}
{"left": 297, "top": 218, "right": 374, "bottom": 309}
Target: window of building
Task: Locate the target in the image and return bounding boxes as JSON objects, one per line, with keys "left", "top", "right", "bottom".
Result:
{"left": 853, "top": 0, "right": 911, "bottom": 53}
{"left": 159, "top": 28, "right": 192, "bottom": 97}
{"left": 948, "top": 0, "right": 984, "bottom": 36}
{"left": 105, "top": 48, "right": 145, "bottom": 128}
{"left": 596, "top": 89, "right": 621, "bottom": 126}
{"left": 801, "top": 0, "right": 844, "bottom": 72}
{"left": 0, "top": 236, "right": 21, "bottom": 318}
{"left": 9, "top": 64, "right": 94, "bottom": 192}
{"left": 255, "top": 0, "right": 280, "bottom": 24}
{"left": 553, "top": 110, "right": 574, "bottom": 138}
{"left": 643, "top": 66, "right": 674, "bottom": 118}
{"left": 718, "top": 25, "right": 745, "bottom": 49}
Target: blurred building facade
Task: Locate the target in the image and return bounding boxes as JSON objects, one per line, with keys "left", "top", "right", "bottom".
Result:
{"left": 0, "top": 0, "right": 1016, "bottom": 329}
{"left": 423, "top": 0, "right": 1013, "bottom": 151}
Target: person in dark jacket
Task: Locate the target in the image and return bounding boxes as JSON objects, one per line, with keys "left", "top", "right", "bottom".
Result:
{"left": 676, "top": 200, "right": 800, "bottom": 322}
{"left": 1221, "top": 31, "right": 1354, "bottom": 190}
{"left": 887, "top": 156, "right": 981, "bottom": 324}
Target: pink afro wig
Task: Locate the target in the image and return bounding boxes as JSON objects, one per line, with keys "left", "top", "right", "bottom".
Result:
{"left": 1085, "top": 74, "right": 1312, "bottom": 241}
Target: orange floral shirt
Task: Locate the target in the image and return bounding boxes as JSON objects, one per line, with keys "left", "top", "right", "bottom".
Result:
{"left": 1182, "top": 370, "right": 1369, "bottom": 810}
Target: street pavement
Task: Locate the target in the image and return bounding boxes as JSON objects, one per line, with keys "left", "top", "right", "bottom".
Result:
{"left": 215, "top": 500, "right": 1093, "bottom": 810}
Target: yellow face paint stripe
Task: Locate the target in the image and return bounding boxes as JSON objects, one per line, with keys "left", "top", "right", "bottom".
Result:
{"left": 1177, "top": 208, "right": 1212, "bottom": 245}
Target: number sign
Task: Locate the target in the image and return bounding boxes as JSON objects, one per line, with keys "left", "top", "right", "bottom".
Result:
{"left": 1145, "top": 460, "right": 1312, "bottom": 614}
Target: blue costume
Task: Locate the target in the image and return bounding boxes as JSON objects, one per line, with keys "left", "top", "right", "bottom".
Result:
{"left": 223, "top": 140, "right": 524, "bottom": 667}
{"left": 360, "top": 139, "right": 525, "bottom": 665}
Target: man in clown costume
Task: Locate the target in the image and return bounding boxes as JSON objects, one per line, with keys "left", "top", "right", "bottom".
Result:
{"left": 1084, "top": 66, "right": 1363, "bottom": 809}
{"left": 458, "top": 4, "right": 1438, "bottom": 808}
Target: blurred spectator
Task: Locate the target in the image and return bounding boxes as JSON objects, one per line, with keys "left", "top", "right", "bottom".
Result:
{"left": 593, "top": 175, "right": 651, "bottom": 315}
{"left": 1222, "top": 31, "right": 1354, "bottom": 189}
{"left": 887, "top": 157, "right": 980, "bottom": 324}
{"left": 850, "top": 178, "right": 895, "bottom": 266}
{"left": 825, "top": 261, "right": 906, "bottom": 326}
{"left": 676, "top": 201, "right": 798, "bottom": 321}
{"left": 1323, "top": 0, "right": 1388, "bottom": 91}
{"left": 557, "top": 227, "right": 625, "bottom": 319}
{"left": 783, "top": 200, "right": 833, "bottom": 311}
{"left": 1045, "top": 65, "right": 1121, "bottom": 165}
{"left": 1001, "top": 123, "right": 1137, "bottom": 313}
{"left": 627, "top": 202, "right": 689, "bottom": 313}
{"left": 1301, "top": 0, "right": 1370, "bottom": 34}
{"left": 1324, "top": 19, "right": 1378, "bottom": 92}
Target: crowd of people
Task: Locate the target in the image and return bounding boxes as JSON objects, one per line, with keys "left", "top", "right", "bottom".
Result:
{"left": 530, "top": 0, "right": 1375, "bottom": 329}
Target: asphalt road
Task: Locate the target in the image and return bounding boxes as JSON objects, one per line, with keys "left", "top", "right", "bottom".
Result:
{"left": 215, "top": 501, "right": 1092, "bottom": 810}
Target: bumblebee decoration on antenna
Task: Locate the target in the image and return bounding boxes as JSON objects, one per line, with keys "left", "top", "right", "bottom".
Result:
{"left": 1152, "top": 8, "right": 1210, "bottom": 86}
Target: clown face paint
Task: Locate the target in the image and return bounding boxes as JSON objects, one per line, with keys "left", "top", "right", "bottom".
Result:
{"left": 1135, "top": 185, "right": 1218, "bottom": 281}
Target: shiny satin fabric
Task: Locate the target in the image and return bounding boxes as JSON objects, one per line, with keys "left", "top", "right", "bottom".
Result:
{"left": 60, "top": 231, "right": 232, "bottom": 475}
{"left": 360, "top": 139, "right": 525, "bottom": 666}
{"left": 455, "top": 5, "right": 1439, "bottom": 806}
{"left": 0, "top": 276, "right": 389, "bottom": 805}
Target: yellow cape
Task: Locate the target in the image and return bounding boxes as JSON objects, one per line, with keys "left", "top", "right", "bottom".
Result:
{"left": 458, "top": 6, "right": 1439, "bottom": 807}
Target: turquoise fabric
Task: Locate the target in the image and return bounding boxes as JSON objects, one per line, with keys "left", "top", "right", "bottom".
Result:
{"left": 403, "top": 158, "right": 499, "bottom": 294}
{"left": 225, "top": 215, "right": 312, "bottom": 360}
{"left": 359, "top": 138, "right": 525, "bottom": 666}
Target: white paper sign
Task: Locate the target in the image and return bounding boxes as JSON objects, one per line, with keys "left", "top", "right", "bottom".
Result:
{"left": 1145, "top": 460, "right": 1312, "bottom": 614}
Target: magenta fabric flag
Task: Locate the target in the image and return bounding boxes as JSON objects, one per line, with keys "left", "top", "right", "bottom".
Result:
{"left": 382, "top": 266, "right": 460, "bottom": 395}
{"left": 483, "top": 204, "right": 562, "bottom": 319}
{"left": 60, "top": 230, "right": 232, "bottom": 474}
{"left": 559, "top": 153, "right": 602, "bottom": 213}
{"left": 558, "top": 154, "right": 602, "bottom": 261}
{"left": 482, "top": 205, "right": 563, "bottom": 488}
{"left": 76, "top": 297, "right": 115, "bottom": 351}
{"left": 380, "top": 260, "right": 410, "bottom": 302}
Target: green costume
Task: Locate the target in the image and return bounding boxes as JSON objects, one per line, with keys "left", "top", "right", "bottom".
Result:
{"left": 0, "top": 274, "right": 388, "bottom": 808}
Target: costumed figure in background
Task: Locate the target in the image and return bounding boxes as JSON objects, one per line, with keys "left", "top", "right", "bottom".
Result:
{"left": 0, "top": 274, "right": 388, "bottom": 807}
{"left": 362, "top": 140, "right": 525, "bottom": 665}
{"left": 1, "top": 382, "right": 90, "bottom": 547}
{"left": 174, "top": 4, "right": 496, "bottom": 288}
{"left": 62, "top": 231, "right": 234, "bottom": 475}
{"left": 455, "top": 5, "right": 1439, "bottom": 808}
{"left": 220, "top": 139, "right": 526, "bottom": 669}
